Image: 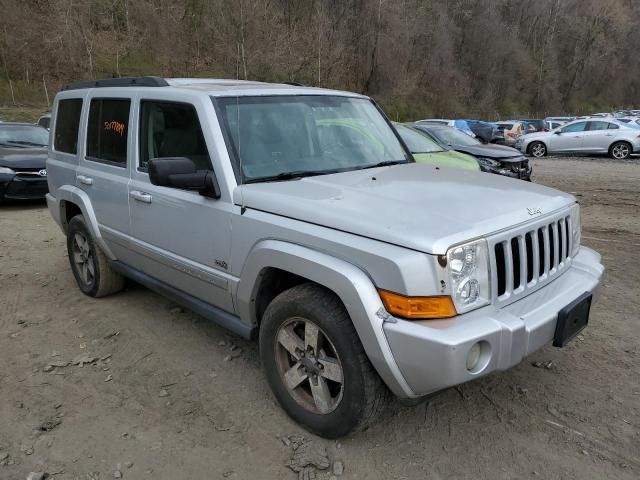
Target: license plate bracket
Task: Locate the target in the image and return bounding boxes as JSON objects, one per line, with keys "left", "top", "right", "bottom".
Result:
{"left": 553, "top": 292, "right": 592, "bottom": 347}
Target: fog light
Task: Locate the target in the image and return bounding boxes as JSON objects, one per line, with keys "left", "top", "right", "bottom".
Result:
{"left": 466, "top": 342, "right": 481, "bottom": 371}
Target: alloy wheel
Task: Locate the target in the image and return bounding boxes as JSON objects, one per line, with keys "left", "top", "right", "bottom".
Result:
{"left": 612, "top": 143, "right": 630, "bottom": 159}
{"left": 274, "top": 317, "right": 344, "bottom": 414}
{"left": 531, "top": 143, "right": 546, "bottom": 157}
{"left": 71, "top": 232, "right": 95, "bottom": 287}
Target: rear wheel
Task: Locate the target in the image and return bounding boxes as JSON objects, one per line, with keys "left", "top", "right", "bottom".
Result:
{"left": 67, "top": 215, "right": 125, "bottom": 297}
{"left": 609, "top": 141, "right": 631, "bottom": 160}
{"left": 259, "top": 283, "right": 387, "bottom": 438}
{"left": 528, "top": 141, "right": 547, "bottom": 158}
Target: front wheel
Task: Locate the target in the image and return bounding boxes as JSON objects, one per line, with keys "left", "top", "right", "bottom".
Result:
{"left": 528, "top": 141, "right": 547, "bottom": 158}
{"left": 610, "top": 141, "right": 631, "bottom": 160}
{"left": 259, "top": 283, "right": 387, "bottom": 438}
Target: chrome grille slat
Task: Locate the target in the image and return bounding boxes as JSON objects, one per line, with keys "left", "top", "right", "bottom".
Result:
{"left": 504, "top": 240, "right": 514, "bottom": 297}
{"left": 490, "top": 211, "right": 573, "bottom": 306}
{"left": 531, "top": 231, "right": 540, "bottom": 284}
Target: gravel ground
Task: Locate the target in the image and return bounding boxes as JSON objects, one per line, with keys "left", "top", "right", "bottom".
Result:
{"left": 0, "top": 156, "right": 638, "bottom": 479}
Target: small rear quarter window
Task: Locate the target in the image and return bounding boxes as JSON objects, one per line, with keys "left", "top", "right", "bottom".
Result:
{"left": 54, "top": 99, "right": 83, "bottom": 154}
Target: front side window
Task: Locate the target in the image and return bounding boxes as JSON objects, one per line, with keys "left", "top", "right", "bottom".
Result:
{"left": 54, "top": 99, "right": 82, "bottom": 153}
{"left": 139, "top": 101, "right": 211, "bottom": 171}
{"left": 216, "top": 95, "right": 408, "bottom": 182}
{"left": 86, "top": 98, "right": 130, "bottom": 165}
{"left": 561, "top": 122, "right": 587, "bottom": 133}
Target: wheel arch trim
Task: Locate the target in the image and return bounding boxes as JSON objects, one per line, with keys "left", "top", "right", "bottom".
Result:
{"left": 236, "top": 239, "right": 415, "bottom": 397}
{"left": 54, "top": 185, "right": 116, "bottom": 260}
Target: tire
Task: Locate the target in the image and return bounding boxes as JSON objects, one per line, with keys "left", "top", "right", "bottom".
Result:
{"left": 259, "top": 283, "right": 387, "bottom": 438}
{"left": 66, "top": 215, "right": 125, "bottom": 297}
{"left": 528, "top": 141, "right": 547, "bottom": 158}
{"left": 609, "top": 141, "right": 631, "bottom": 160}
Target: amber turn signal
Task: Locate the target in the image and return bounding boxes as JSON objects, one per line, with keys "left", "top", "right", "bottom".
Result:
{"left": 378, "top": 290, "right": 457, "bottom": 319}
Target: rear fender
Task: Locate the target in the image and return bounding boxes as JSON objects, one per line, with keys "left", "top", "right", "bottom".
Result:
{"left": 54, "top": 185, "right": 115, "bottom": 259}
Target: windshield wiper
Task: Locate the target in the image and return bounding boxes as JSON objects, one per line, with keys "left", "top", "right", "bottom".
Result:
{"left": 9, "top": 141, "right": 47, "bottom": 147}
{"left": 245, "top": 169, "right": 343, "bottom": 184}
{"left": 355, "top": 159, "right": 411, "bottom": 171}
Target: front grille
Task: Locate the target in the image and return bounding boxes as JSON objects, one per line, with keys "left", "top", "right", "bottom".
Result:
{"left": 490, "top": 211, "right": 573, "bottom": 303}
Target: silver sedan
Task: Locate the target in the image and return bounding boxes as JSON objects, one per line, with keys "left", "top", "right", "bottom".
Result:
{"left": 516, "top": 119, "right": 640, "bottom": 159}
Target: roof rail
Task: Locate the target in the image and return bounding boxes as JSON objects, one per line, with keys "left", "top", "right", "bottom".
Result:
{"left": 61, "top": 76, "right": 169, "bottom": 91}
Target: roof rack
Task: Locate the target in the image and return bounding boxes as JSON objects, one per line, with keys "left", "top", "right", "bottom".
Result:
{"left": 61, "top": 76, "right": 169, "bottom": 91}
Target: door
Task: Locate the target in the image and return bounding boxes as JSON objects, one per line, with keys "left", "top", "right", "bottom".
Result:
{"left": 548, "top": 121, "right": 588, "bottom": 153}
{"left": 76, "top": 97, "right": 132, "bottom": 256}
{"left": 582, "top": 121, "right": 617, "bottom": 153}
{"left": 127, "top": 99, "right": 234, "bottom": 312}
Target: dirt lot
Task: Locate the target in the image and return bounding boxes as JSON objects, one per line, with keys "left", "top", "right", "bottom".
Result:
{"left": 1, "top": 157, "right": 638, "bottom": 480}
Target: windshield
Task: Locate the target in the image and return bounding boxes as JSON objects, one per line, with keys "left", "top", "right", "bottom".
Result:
{"left": 395, "top": 124, "right": 444, "bottom": 153}
{"left": 429, "top": 126, "right": 481, "bottom": 146}
{"left": 0, "top": 125, "right": 49, "bottom": 147}
{"left": 216, "top": 95, "right": 409, "bottom": 182}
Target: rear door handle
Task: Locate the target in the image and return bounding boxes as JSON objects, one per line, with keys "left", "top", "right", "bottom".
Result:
{"left": 130, "top": 190, "right": 152, "bottom": 203}
{"left": 77, "top": 175, "right": 93, "bottom": 186}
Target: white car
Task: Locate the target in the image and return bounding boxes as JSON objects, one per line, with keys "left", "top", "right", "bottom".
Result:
{"left": 516, "top": 119, "right": 640, "bottom": 159}
{"left": 495, "top": 121, "right": 531, "bottom": 146}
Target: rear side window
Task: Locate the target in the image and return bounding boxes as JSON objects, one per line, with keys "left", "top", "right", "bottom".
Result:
{"left": 138, "top": 101, "right": 211, "bottom": 171}
{"left": 86, "top": 98, "right": 130, "bottom": 166}
{"left": 588, "top": 121, "right": 609, "bottom": 131}
{"left": 608, "top": 123, "right": 619, "bottom": 129}
{"left": 54, "top": 99, "right": 83, "bottom": 154}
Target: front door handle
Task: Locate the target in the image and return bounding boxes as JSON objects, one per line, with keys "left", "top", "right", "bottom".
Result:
{"left": 77, "top": 175, "right": 93, "bottom": 186}
{"left": 130, "top": 190, "right": 152, "bottom": 203}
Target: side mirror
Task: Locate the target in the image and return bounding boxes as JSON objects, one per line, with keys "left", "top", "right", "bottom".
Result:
{"left": 148, "top": 157, "right": 221, "bottom": 199}
{"left": 554, "top": 130, "right": 562, "bottom": 135}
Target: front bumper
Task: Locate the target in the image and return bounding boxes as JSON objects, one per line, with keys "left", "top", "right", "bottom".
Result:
{"left": 480, "top": 163, "right": 532, "bottom": 181}
{"left": 383, "top": 246, "right": 604, "bottom": 397}
{"left": 0, "top": 173, "right": 49, "bottom": 200}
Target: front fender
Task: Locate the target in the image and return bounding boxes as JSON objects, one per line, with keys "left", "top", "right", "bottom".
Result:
{"left": 236, "top": 240, "right": 414, "bottom": 398}
{"left": 50, "top": 185, "right": 116, "bottom": 260}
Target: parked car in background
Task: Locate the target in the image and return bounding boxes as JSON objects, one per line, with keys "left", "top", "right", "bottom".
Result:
{"left": 546, "top": 120, "right": 565, "bottom": 130}
{"left": 416, "top": 119, "right": 475, "bottom": 137}
{"left": 394, "top": 123, "right": 480, "bottom": 171}
{"left": 0, "top": 123, "right": 49, "bottom": 201}
{"left": 37, "top": 113, "right": 51, "bottom": 130}
{"left": 413, "top": 124, "right": 531, "bottom": 180}
{"left": 589, "top": 113, "right": 612, "bottom": 118}
{"left": 518, "top": 119, "right": 548, "bottom": 132}
{"left": 460, "top": 119, "right": 503, "bottom": 144}
{"left": 516, "top": 119, "right": 640, "bottom": 159}
{"left": 545, "top": 116, "right": 574, "bottom": 124}
{"left": 496, "top": 121, "right": 530, "bottom": 146}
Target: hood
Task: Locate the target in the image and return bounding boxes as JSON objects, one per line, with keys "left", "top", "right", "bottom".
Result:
{"left": 414, "top": 151, "right": 479, "bottom": 171}
{"left": 520, "top": 131, "right": 553, "bottom": 142}
{"left": 235, "top": 163, "right": 574, "bottom": 254}
{"left": 0, "top": 147, "right": 47, "bottom": 169}
{"left": 450, "top": 143, "right": 525, "bottom": 161}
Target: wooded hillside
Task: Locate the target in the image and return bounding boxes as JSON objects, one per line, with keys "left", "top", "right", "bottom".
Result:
{"left": 1, "top": 0, "right": 638, "bottom": 119}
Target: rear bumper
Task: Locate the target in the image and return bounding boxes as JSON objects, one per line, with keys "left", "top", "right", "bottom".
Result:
{"left": 0, "top": 173, "right": 48, "bottom": 200}
{"left": 382, "top": 246, "right": 604, "bottom": 397}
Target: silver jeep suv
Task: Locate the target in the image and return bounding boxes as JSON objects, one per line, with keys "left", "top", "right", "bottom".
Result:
{"left": 46, "top": 77, "right": 604, "bottom": 438}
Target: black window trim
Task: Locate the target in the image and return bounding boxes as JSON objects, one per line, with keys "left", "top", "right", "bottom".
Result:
{"left": 84, "top": 97, "right": 132, "bottom": 169}
{"left": 52, "top": 97, "right": 84, "bottom": 155}
{"left": 136, "top": 98, "right": 210, "bottom": 173}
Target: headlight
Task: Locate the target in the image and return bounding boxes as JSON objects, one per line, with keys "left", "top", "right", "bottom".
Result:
{"left": 476, "top": 157, "right": 500, "bottom": 168}
{"left": 446, "top": 239, "right": 491, "bottom": 313}
{"left": 570, "top": 203, "right": 581, "bottom": 256}
{"left": 0, "top": 166, "right": 15, "bottom": 174}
